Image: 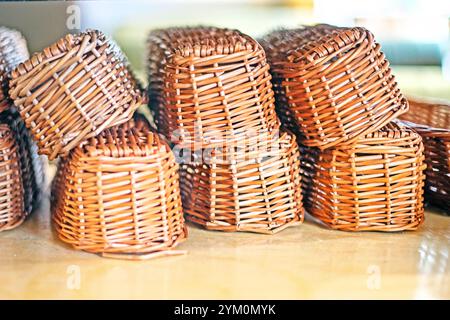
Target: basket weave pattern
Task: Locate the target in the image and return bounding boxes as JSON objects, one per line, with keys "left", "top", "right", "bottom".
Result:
{"left": 0, "top": 27, "right": 29, "bottom": 113}
{"left": 261, "top": 24, "right": 408, "bottom": 149}
{"left": 9, "top": 30, "right": 143, "bottom": 160}
{"left": 399, "top": 99, "right": 450, "bottom": 213}
{"left": 52, "top": 119, "right": 187, "bottom": 259}
{"left": 305, "top": 122, "right": 426, "bottom": 231}
{"left": 0, "top": 124, "right": 24, "bottom": 231}
{"left": 147, "top": 27, "right": 280, "bottom": 149}
{"left": 180, "top": 131, "right": 303, "bottom": 234}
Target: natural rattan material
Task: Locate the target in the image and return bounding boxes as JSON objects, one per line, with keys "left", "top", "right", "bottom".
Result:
{"left": 305, "top": 122, "right": 426, "bottom": 231}
{"left": 52, "top": 118, "right": 187, "bottom": 259}
{"left": 1, "top": 111, "right": 45, "bottom": 214}
{"left": 261, "top": 24, "right": 408, "bottom": 150}
{"left": 399, "top": 98, "right": 450, "bottom": 213}
{"left": 9, "top": 30, "right": 143, "bottom": 160}
{"left": 147, "top": 26, "right": 280, "bottom": 149}
{"left": 0, "top": 27, "right": 29, "bottom": 113}
{"left": 0, "top": 124, "right": 24, "bottom": 231}
{"left": 179, "top": 130, "right": 303, "bottom": 234}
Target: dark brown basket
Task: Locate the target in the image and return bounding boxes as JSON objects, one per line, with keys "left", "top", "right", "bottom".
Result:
{"left": 9, "top": 30, "right": 144, "bottom": 160}
{"left": 0, "top": 124, "right": 24, "bottom": 231}
{"left": 1, "top": 111, "right": 45, "bottom": 215}
{"left": 399, "top": 98, "right": 450, "bottom": 213}
{"left": 304, "top": 122, "right": 426, "bottom": 231}
{"left": 147, "top": 26, "right": 280, "bottom": 149}
{"left": 52, "top": 117, "right": 187, "bottom": 259}
{"left": 260, "top": 24, "right": 408, "bottom": 150}
{"left": 0, "top": 27, "right": 29, "bottom": 113}
{"left": 179, "top": 130, "right": 303, "bottom": 234}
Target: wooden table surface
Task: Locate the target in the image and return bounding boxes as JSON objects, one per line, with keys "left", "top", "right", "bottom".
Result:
{"left": 0, "top": 188, "right": 448, "bottom": 299}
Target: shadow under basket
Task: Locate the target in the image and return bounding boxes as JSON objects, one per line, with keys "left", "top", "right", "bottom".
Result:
{"left": 52, "top": 118, "right": 187, "bottom": 260}
{"left": 0, "top": 26, "right": 29, "bottom": 113}
{"left": 304, "top": 122, "right": 426, "bottom": 231}
{"left": 146, "top": 26, "right": 280, "bottom": 149}
{"left": 8, "top": 29, "right": 143, "bottom": 160}
{"left": 260, "top": 24, "right": 408, "bottom": 150}
{"left": 0, "top": 124, "right": 24, "bottom": 232}
{"left": 399, "top": 98, "right": 450, "bottom": 214}
{"left": 179, "top": 130, "right": 303, "bottom": 234}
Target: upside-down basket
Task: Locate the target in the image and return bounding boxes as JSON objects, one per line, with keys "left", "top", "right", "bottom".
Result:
{"left": 147, "top": 26, "right": 280, "bottom": 149}
{"left": 260, "top": 24, "right": 408, "bottom": 149}
{"left": 52, "top": 117, "right": 187, "bottom": 259}
{"left": 399, "top": 98, "right": 450, "bottom": 213}
{"left": 9, "top": 30, "right": 143, "bottom": 160}
{"left": 304, "top": 122, "right": 426, "bottom": 231}
{"left": 179, "top": 130, "right": 303, "bottom": 234}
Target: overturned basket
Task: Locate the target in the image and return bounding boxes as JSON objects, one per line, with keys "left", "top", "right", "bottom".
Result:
{"left": 9, "top": 29, "right": 143, "bottom": 160}
{"left": 261, "top": 24, "right": 408, "bottom": 150}
{"left": 179, "top": 130, "right": 303, "bottom": 234}
{"left": 399, "top": 98, "right": 450, "bottom": 213}
{"left": 147, "top": 26, "right": 279, "bottom": 149}
{"left": 0, "top": 124, "right": 24, "bottom": 231}
{"left": 2, "top": 111, "right": 45, "bottom": 215}
{"left": 304, "top": 122, "right": 426, "bottom": 231}
{"left": 0, "top": 26, "right": 29, "bottom": 113}
{"left": 52, "top": 117, "right": 187, "bottom": 259}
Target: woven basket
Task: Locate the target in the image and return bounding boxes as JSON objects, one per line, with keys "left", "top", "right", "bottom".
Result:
{"left": 179, "top": 130, "right": 303, "bottom": 234}
{"left": 0, "top": 124, "right": 24, "bottom": 231}
{"left": 399, "top": 98, "right": 450, "bottom": 213}
{"left": 0, "top": 27, "right": 29, "bottom": 113}
{"left": 260, "top": 24, "right": 408, "bottom": 150}
{"left": 1, "top": 111, "right": 45, "bottom": 215}
{"left": 9, "top": 30, "right": 143, "bottom": 160}
{"left": 147, "top": 26, "right": 280, "bottom": 149}
{"left": 52, "top": 117, "right": 187, "bottom": 259}
{"left": 304, "top": 122, "right": 426, "bottom": 231}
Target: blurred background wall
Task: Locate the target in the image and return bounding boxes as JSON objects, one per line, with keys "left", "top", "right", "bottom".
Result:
{"left": 0, "top": 0, "right": 449, "bottom": 100}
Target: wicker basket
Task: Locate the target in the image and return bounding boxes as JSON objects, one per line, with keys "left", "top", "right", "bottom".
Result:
{"left": 179, "top": 130, "right": 303, "bottom": 234}
{"left": 52, "top": 117, "right": 187, "bottom": 259}
{"left": 0, "top": 124, "right": 24, "bottom": 231}
{"left": 304, "top": 122, "right": 426, "bottom": 231}
{"left": 260, "top": 24, "right": 408, "bottom": 150}
{"left": 9, "top": 30, "right": 143, "bottom": 160}
{"left": 147, "top": 26, "right": 280, "bottom": 150}
{"left": 0, "top": 27, "right": 29, "bottom": 113}
{"left": 399, "top": 98, "right": 450, "bottom": 213}
{"left": 1, "top": 111, "right": 45, "bottom": 215}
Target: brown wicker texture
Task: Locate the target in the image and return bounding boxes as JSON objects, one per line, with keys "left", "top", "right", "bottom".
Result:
{"left": 179, "top": 130, "right": 303, "bottom": 234}
{"left": 0, "top": 124, "right": 24, "bottom": 231}
{"left": 260, "top": 24, "right": 408, "bottom": 150}
{"left": 147, "top": 26, "right": 280, "bottom": 149}
{"left": 0, "top": 27, "right": 29, "bottom": 113}
{"left": 399, "top": 98, "right": 450, "bottom": 213}
{"left": 1, "top": 111, "right": 45, "bottom": 215}
{"left": 304, "top": 122, "right": 426, "bottom": 231}
{"left": 8, "top": 30, "right": 143, "bottom": 160}
{"left": 52, "top": 117, "right": 187, "bottom": 260}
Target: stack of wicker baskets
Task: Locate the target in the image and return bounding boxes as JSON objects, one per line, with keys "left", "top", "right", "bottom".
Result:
{"left": 7, "top": 29, "right": 187, "bottom": 259}
{"left": 399, "top": 98, "right": 450, "bottom": 214}
{"left": 261, "top": 24, "right": 426, "bottom": 231}
{"left": 147, "top": 27, "right": 304, "bottom": 233}
{"left": 0, "top": 27, "right": 45, "bottom": 232}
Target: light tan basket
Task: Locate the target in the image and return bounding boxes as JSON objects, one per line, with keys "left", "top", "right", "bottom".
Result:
{"left": 9, "top": 30, "right": 143, "bottom": 160}
{"left": 305, "top": 122, "right": 426, "bottom": 231}
{"left": 261, "top": 24, "right": 408, "bottom": 150}
{"left": 179, "top": 130, "right": 303, "bottom": 234}
{"left": 147, "top": 26, "right": 280, "bottom": 149}
{"left": 0, "top": 124, "right": 24, "bottom": 232}
{"left": 52, "top": 117, "right": 187, "bottom": 259}
{"left": 0, "top": 26, "right": 29, "bottom": 113}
